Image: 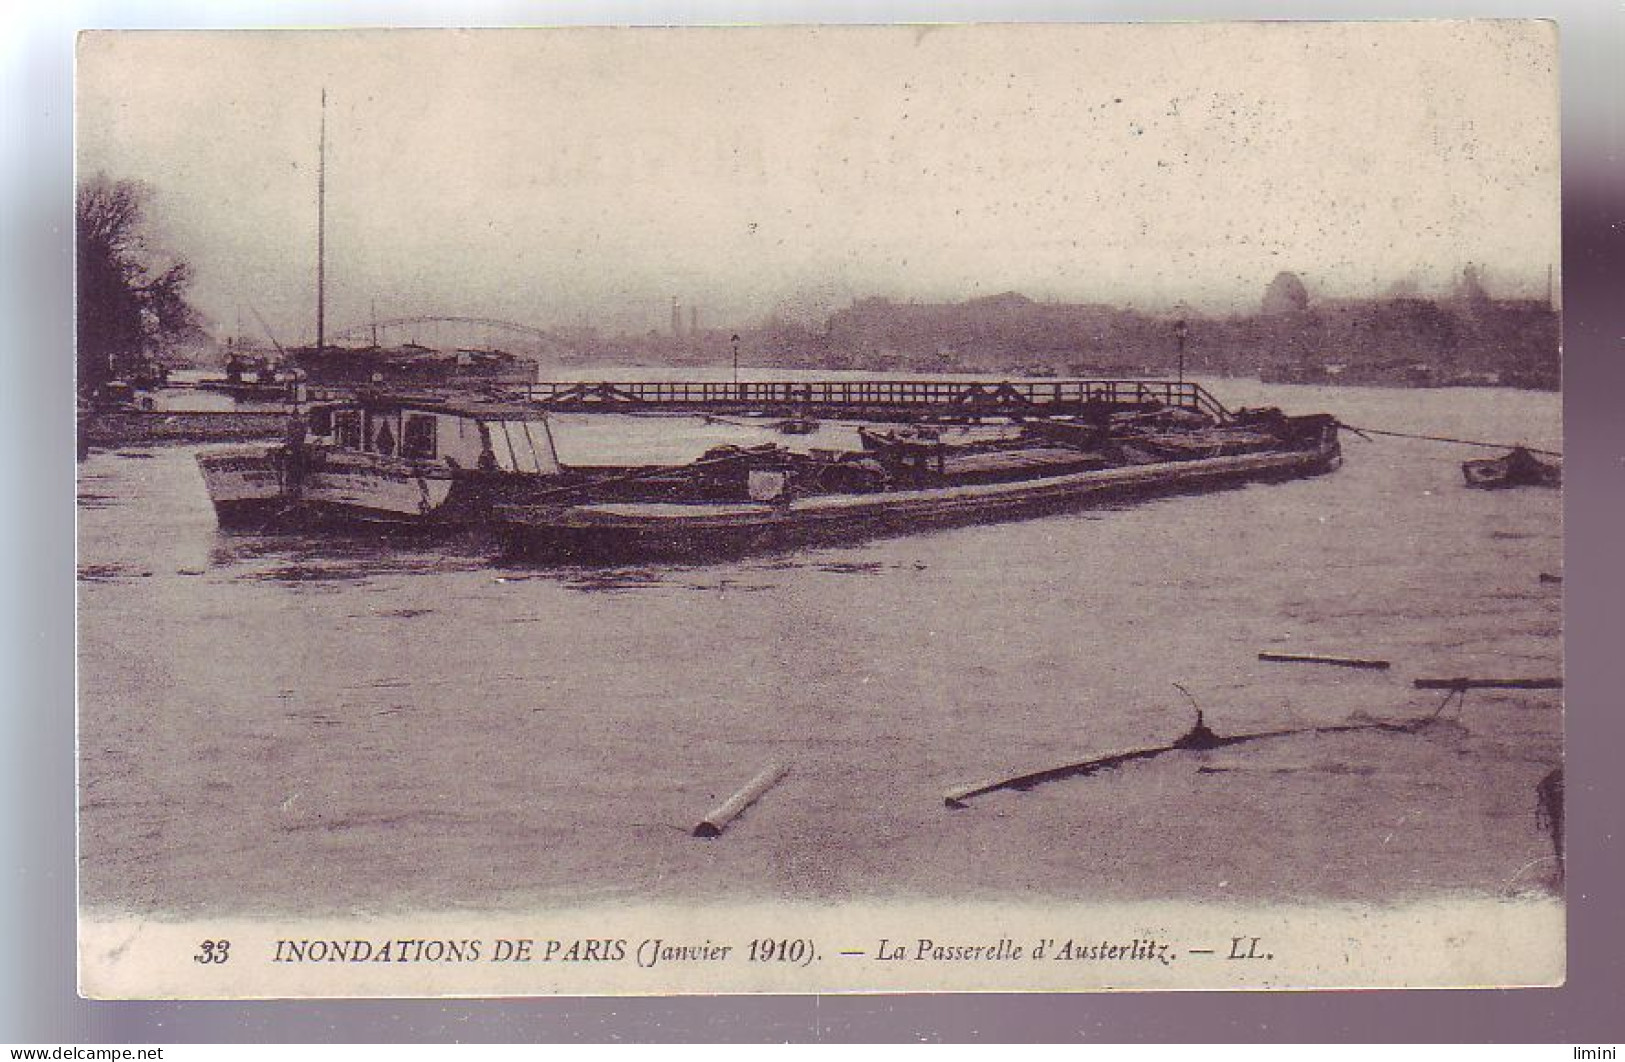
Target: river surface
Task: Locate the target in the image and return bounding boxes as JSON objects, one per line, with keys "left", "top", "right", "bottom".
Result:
{"left": 78, "top": 377, "right": 1562, "bottom": 918}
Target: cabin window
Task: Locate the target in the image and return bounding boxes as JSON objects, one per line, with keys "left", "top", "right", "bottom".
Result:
{"left": 486, "top": 418, "right": 561, "bottom": 474}
{"left": 402, "top": 415, "right": 437, "bottom": 459}
{"left": 334, "top": 411, "right": 362, "bottom": 449}
{"left": 375, "top": 420, "right": 397, "bottom": 456}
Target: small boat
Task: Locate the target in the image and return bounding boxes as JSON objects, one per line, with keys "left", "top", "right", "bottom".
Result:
{"left": 200, "top": 358, "right": 306, "bottom": 402}
{"left": 1462, "top": 447, "right": 1561, "bottom": 489}
{"left": 197, "top": 392, "right": 566, "bottom": 528}
{"left": 497, "top": 404, "right": 1342, "bottom": 562}
{"left": 84, "top": 380, "right": 156, "bottom": 412}
{"left": 775, "top": 416, "right": 820, "bottom": 435}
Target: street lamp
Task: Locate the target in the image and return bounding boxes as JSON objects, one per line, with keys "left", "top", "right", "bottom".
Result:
{"left": 1174, "top": 318, "right": 1188, "bottom": 385}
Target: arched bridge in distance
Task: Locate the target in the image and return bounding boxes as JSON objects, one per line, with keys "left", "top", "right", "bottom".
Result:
{"left": 327, "top": 316, "right": 578, "bottom": 359}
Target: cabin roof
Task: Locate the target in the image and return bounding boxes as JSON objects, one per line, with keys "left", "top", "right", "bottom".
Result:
{"left": 329, "top": 391, "right": 550, "bottom": 420}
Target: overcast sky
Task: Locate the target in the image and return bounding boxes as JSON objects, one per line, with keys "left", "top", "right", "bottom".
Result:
{"left": 76, "top": 23, "right": 1558, "bottom": 341}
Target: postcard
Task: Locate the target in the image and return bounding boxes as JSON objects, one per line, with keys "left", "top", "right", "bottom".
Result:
{"left": 76, "top": 22, "right": 1562, "bottom": 998}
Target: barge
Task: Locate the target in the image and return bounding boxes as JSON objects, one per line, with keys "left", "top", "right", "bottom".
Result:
{"left": 196, "top": 380, "right": 1342, "bottom": 559}
{"left": 197, "top": 392, "right": 563, "bottom": 527}
{"left": 496, "top": 403, "right": 1342, "bottom": 562}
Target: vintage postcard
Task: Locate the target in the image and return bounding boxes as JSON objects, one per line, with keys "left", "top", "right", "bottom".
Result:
{"left": 76, "top": 22, "right": 1563, "bottom": 998}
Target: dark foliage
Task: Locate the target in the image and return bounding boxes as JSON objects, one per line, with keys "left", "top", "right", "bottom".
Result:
{"left": 76, "top": 175, "right": 197, "bottom": 393}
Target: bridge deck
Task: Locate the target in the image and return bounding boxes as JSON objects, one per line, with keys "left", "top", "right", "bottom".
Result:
{"left": 514, "top": 379, "right": 1231, "bottom": 421}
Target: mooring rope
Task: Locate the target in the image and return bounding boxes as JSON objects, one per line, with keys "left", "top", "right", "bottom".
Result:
{"left": 1335, "top": 421, "right": 1562, "bottom": 458}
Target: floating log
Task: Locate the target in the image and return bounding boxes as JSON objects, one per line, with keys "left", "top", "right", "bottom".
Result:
{"left": 693, "top": 762, "right": 789, "bottom": 838}
{"left": 1258, "top": 651, "right": 1391, "bottom": 670}
{"left": 945, "top": 715, "right": 1422, "bottom": 808}
{"left": 945, "top": 747, "right": 1169, "bottom": 808}
{"left": 1413, "top": 677, "right": 1562, "bottom": 691}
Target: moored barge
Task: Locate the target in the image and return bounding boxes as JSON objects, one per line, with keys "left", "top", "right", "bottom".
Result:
{"left": 496, "top": 403, "right": 1342, "bottom": 562}
{"left": 196, "top": 379, "right": 1342, "bottom": 560}
{"left": 197, "top": 392, "right": 564, "bottom": 528}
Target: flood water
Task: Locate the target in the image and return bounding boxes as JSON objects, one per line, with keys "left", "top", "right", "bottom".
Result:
{"left": 78, "top": 378, "right": 1563, "bottom": 918}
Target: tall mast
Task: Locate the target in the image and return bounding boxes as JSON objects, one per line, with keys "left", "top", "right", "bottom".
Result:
{"left": 316, "top": 88, "right": 327, "bottom": 352}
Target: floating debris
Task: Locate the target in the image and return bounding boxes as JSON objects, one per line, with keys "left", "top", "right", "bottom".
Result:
{"left": 1412, "top": 677, "right": 1562, "bottom": 691}
{"left": 1258, "top": 651, "right": 1391, "bottom": 670}
{"left": 816, "top": 561, "right": 888, "bottom": 575}
{"left": 693, "top": 762, "right": 789, "bottom": 838}
{"left": 1413, "top": 676, "right": 1562, "bottom": 718}
{"left": 77, "top": 564, "right": 152, "bottom": 582}
{"left": 1463, "top": 448, "right": 1561, "bottom": 490}
{"left": 945, "top": 711, "right": 1429, "bottom": 809}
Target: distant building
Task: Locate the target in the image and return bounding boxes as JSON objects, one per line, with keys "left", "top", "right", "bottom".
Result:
{"left": 1261, "top": 272, "right": 1310, "bottom": 315}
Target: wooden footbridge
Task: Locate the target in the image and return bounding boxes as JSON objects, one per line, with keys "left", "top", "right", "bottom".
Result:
{"left": 511, "top": 378, "right": 1232, "bottom": 422}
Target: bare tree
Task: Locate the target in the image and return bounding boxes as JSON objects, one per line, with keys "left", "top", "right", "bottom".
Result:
{"left": 76, "top": 175, "right": 198, "bottom": 393}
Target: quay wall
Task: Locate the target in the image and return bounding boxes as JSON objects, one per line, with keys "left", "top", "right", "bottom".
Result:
{"left": 79, "top": 410, "right": 292, "bottom": 447}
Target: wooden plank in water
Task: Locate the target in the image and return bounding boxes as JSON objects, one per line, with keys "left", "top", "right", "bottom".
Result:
{"left": 945, "top": 747, "right": 1170, "bottom": 808}
{"left": 1413, "top": 677, "right": 1562, "bottom": 691}
{"left": 693, "top": 763, "right": 790, "bottom": 838}
{"left": 1258, "top": 651, "right": 1391, "bottom": 670}
{"left": 945, "top": 716, "right": 1432, "bottom": 808}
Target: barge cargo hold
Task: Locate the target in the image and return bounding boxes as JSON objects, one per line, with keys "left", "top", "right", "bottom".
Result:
{"left": 497, "top": 406, "right": 1342, "bottom": 562}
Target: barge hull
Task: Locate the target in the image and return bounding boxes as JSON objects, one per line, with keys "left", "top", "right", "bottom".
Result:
{"left": 195, "top": 448, "right": 289, "bottom": 527}
{"left": 501, "top": 436, "right": 1341, "bottom": 563}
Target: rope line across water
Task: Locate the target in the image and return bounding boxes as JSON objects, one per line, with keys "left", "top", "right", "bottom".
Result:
{"left": 1335, "top": 422, "right": 1561, "bottom": 458}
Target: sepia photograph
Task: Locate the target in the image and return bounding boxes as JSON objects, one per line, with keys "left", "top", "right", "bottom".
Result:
{"left": 74, "top": 22, "right": 1563, "bottom": 998}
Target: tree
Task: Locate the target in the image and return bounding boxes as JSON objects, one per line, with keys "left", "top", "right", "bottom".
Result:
{"left": 76, "top": 175, "right": 197, "bottom": 392}
{"left": 1260, "top": 271, "right": 1309, "bottom": 315}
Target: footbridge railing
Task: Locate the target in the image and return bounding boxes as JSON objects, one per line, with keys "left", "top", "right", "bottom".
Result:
{"left": 513, "top": 379, "right": 1231, "bottom": 421}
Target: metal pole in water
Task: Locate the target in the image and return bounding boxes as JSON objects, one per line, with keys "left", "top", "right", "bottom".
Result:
{"left": 731, "top": 333, "right": 741, "bottom": 395}
{"left": 316, "top": 88, "right": 327, "bottom": 353}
